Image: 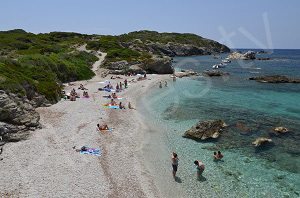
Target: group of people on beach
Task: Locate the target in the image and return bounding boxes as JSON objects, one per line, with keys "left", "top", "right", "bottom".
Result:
{"left": 171, "top": 151, "right": 224, "bottom": 179}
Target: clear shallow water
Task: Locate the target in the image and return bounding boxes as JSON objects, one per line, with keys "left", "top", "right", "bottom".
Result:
{"left": 139, "top": 49, "right": 300, "bottom": 197}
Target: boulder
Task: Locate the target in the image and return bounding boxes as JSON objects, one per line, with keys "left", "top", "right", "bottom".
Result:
{"left": 175, "top": 70, "right": 198, "bottom": 77}
{"left": 0, "top": 90, "right": 40, "bottom": 142}
{"left": 141, "top": 56, "right": 174, "bottom": 74}
{"left": 105, "top": 60, "right": 129, "bottom": 70}
{"left": 202, "top": 70, "right": 230, "bottom": 77}
{"left": 249, "top": 75, "right": 300, "bottom": 83}
{"left": 227, "top": 51, "right": 256, "bottom": 60}
{"left": 273, "top": 126, "right": 289, "bottom": 133}
{"left": 128, "top": 64, "right": 146, "bottom": 74}
{"left": 252, "top": 137, "right": 272, "bottom": 147}
{"left": 183, "top": 120, "right": 227, "bottom": 140}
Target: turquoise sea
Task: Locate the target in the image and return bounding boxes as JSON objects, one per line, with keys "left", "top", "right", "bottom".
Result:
{"left": 139, "top": 49, "right": 300, "bottom": 197}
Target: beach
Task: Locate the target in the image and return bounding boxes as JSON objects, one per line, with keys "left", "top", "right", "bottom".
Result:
{"left": 0, "top": 51, "right": 174, "bottom": 197}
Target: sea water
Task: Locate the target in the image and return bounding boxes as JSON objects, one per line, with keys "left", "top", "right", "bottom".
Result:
{"left": 138, "top": 49, "right": 300, "bottom": 197}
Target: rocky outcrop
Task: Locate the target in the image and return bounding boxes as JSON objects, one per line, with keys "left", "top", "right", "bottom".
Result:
{"left": 0, "top": 90, "right": 50, "bottom": 142}
{"left": 183, "top": 120, "right": 227, "bottom": 140}
{"left": 128, "top": 64, "right": 146, "bottom": 74}
{"left": 104, "top": 60, "right": 129, "bottom": 70}
{"left": 134, "top": 42, "right": 230, "bottom": 57}
{"left": 141, "top": 56, "right": 174, "bottom": 74}
{"left": 175, "top": 70, "right": 198, "bottom": 77}
{"left": 202, "top": 70, "right": 230, "bottom": 77}
{"left": 227, "top": 51, "right": 256, "bottom": 60}
{"left": 272, "top": 127, "right": 289, "bottom": 134}
{"left": 249, "top": 75, "right": 300, "bottom": 83}
{"left": 252, "top": 137, "right": 272, "bottom": 147}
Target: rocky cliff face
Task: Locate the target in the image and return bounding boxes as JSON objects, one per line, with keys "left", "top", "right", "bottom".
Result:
{"left": 124, "top": 41, "right": 230, "bottom": 57}
{"left": 0, "top": 90, "right": 51, "bottom": 143}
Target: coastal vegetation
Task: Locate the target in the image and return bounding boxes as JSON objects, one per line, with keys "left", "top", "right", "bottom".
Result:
{"left": 0, "top": 29, "right": 98, "bottom": 102}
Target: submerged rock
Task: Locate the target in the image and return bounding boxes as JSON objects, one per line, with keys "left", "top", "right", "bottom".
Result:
{"left": 252, "top": 137, "right": 272, "bottom": 147}
{"left": 202, "top": 70, "right": 230, "bottom": 77}
{"left": 183, "top": 120, "right": 227, "bottom": 140}
{"left": 249, "top": 75, "right": 300, "bottom": 83}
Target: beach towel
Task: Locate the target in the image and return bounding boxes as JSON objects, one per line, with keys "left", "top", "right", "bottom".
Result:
{"left": 80, "top": 147, "right": 102, "bottom": 156}
{"left": 82, "top": 96, "right": 89, "bottom": 98}
{"left": 109, "top": 105, "right": 120, "bottom": 109}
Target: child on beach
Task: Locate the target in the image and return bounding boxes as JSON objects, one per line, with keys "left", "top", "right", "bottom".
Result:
{"left": 159, "top": 82, "right": 162, "bottom": 88}
{"left": 172, "top": 152, "right": 179, "bottom": 178}
{"left": 194, "top": 161, "right": 205, "bottom": 175}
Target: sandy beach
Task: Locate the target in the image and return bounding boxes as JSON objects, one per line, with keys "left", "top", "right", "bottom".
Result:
{"left": 0, "top": 50, "right": 172, "bottom": 197}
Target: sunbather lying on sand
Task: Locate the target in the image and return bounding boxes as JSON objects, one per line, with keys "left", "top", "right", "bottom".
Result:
{"left": 110, "top": 99, "right": 116, "bottom": 105}
{"left": 79, "top": 84, "right": 87, "bottom": 90}
{"left": 83, "top": 91, "right": 89, "bottom": 98}
{"left": 119, "top": 102, "right": 125, "bottom": 109}
{"left": 97, "top": 124, "right": 109, "bottom": 131}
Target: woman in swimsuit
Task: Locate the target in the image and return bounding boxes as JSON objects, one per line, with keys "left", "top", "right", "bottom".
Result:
{"left": 194, "top": 160, "right": 205, "bottom": 175}
{"left": 172, "top": 152, "right": 179, "bottom": 178}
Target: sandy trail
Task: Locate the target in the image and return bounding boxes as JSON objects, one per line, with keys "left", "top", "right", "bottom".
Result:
{"left": 0, "top": 46, "right": 166, "bottom": 197}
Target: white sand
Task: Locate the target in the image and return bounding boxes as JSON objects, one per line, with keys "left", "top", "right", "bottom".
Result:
{"left": 0, "top": 48, "right": 176, "bottom": 197}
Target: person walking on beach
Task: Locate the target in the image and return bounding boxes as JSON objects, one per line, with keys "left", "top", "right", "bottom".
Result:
{"left": 124, "top": 79, "right": 128, "bottom": 88}
{"left": 165, "top": 81, "right": 168, "bottom": 87}
{"left": 159, "top": 82, "right": 162, "bottom": 88}
{"left": 172, "top": 152, "right": 179, "bottom": 178}
{"left": 194, "top": 160, "right": 205, "bottom": 175}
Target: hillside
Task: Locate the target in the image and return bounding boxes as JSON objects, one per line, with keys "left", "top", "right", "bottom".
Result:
{"left": 86, "top": 30, "right": 230, "bottom": 73}
{"left": 0, "top": 29, "right": 229, "bottom": 143}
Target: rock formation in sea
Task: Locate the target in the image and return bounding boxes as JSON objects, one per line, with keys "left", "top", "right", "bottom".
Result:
{"left": 252, "top": 137, "right": 273, "bottom": 147}
{"left": 227, "top": 51, "right": 256, "bottom": 60}
{"left": 202, "top": 70, "right": 230, "bottom": 77}
{"left": 183, "top": 120, "right": 227, "bottom": 140}
{"left": 249, "top": 75, "right": 300, "bottom": 83}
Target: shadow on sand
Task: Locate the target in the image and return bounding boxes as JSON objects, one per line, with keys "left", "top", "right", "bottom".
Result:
{"left": 197, "top": 174, "right": 207, "bottom": 182}
{"left": 174, "top": 176, "right": 182, "bottom": 183}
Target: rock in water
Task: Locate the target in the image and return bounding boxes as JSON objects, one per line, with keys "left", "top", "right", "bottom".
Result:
{"left": 252, "top": 138, "right": 272, "bottom": 147}
{"left": 273, "top": 126, "right": 289, "bottom": 133}
{"left": 227, "top": 51, "right": 256, "bottom": 60}
{"left": 202, "top": 70, "right": 230, "bottom": 77}
{"left": 183, "top": 120, "right": 226, "bottom": 140}
{"left": 249, "top": 75, "right": 300, "bottom": 83}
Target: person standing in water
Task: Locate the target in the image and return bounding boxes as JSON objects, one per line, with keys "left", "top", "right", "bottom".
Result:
{"left": 194, "top": 160, "right": 205, "bottom": 175}
{"left": 173, "top": 76, "right": 176, "bottom": 82}
{"left": 172, "top": 152, "right": 179, "bottom": 178}
{"left": 159, "top": 82, "right": 162, "bottom": 88}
